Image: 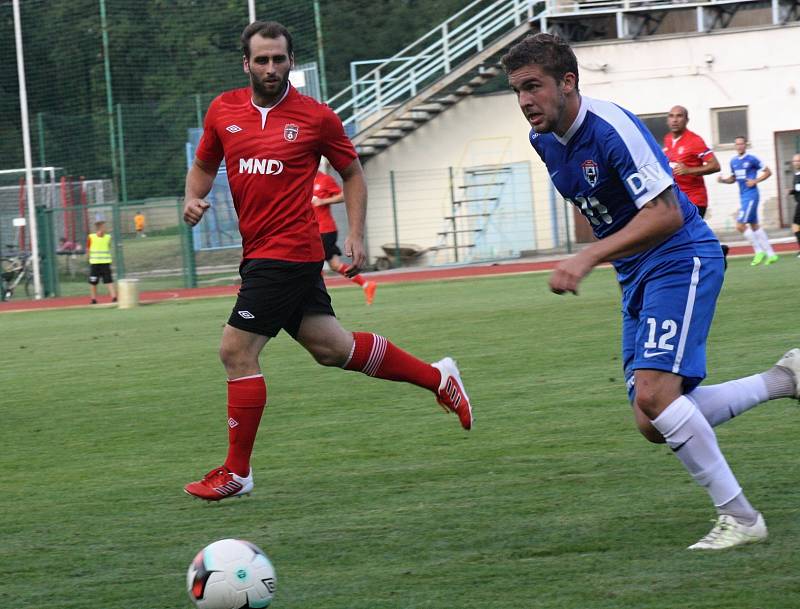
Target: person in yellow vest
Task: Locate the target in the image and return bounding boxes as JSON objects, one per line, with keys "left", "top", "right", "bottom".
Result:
{"left": 134, "top": 210, "right": 146, "bottom": 237}
{"left": 86, "top": 221, "right": 117, "bottom": 304}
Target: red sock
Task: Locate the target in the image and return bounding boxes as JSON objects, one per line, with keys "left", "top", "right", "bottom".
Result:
{"left": 344, "top": 332, "right": 440, "bottom": 391}
{"left": 337, "top": 264, "right": 366, "bottom": 287}
{"left": 224, "top": 374, "right": 267, "bottom": 476}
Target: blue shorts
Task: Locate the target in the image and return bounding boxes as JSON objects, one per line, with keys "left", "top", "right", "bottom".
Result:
{"left": 737, "top": 193, "right": 760, "bottom": 224}
{"left": 622, "top": 256, "right": 724, "bottom": 402}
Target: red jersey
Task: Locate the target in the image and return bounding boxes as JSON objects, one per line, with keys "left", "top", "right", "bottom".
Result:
{"left": 312, "top": 172, "right": 342, "bottom": 234}
{"left": 195, "top": 85, "right": 358, "bottom": 262}
{"left": 662, "top": 129, "right": 713, "bottom": 207}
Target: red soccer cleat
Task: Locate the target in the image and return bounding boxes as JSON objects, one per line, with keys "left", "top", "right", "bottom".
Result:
{"left": 432, "top": 357, "right": 473, "bottom": 430}
{"left": 184, "top": 466, "right": 253, "bottom": 501}
{"left": 364, "top": 281, "right": 377, "bottom": 305}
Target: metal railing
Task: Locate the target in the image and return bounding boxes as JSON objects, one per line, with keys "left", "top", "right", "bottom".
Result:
{"left": 328, "top": 0, "right": 541, "bottom": 133}
{"left": 546, "top": 0, "right": 762, "bottom": 14}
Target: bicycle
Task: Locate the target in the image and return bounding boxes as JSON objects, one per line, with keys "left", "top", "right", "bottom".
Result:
{"left": 1, "top": 247, "right": 33, "bottom": 301}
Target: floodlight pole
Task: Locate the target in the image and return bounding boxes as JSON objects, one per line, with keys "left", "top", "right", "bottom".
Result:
{"left": 248, "top": 0, "right": 256, "bottom": 23}
{"left": 12, "top": 0, "right": 43, "bottom": 299}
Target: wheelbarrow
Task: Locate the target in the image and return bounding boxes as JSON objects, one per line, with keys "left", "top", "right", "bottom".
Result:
{"left": 373, "top": 243, "right": 433, "bottom": 271}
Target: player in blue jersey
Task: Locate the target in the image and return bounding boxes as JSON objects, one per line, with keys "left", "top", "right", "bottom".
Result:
{"left": 717, "top": 136, "right": 777, "bottom": 265}
{"left": 502, "top": 33, "right": 800, "bottom": 550}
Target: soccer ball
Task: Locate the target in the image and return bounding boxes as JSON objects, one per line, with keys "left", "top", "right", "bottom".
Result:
{"left": 187, "top": 539, "right": 276, "bottom": 609}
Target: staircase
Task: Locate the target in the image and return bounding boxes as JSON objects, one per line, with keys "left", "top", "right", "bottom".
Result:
{"left": 328, "top": 0, "right": 543, "bottom": 159}
{"left": 434, "top": 164, "right": 514, "bottom": 263}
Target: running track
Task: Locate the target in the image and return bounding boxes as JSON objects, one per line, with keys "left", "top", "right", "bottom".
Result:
{"left": 1, "top": 242, "right": 795, "bottom": 313}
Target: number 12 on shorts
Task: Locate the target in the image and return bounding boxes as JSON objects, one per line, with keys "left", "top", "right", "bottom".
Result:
{"left": 643, "top": 317, "right": 677, "bottom": 352}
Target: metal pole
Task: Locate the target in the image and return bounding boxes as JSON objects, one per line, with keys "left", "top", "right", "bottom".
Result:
{"left": 36, "top": 112, "right": 46, "bottom": 168}
{"left": 12, "top": 0, "right": 43, "bottom": 299}
{"left": 563, "top": 197, "right": 573, "bottom": 254}
{"left": 389, "top": 170, "right": 401, "bottom": 267}
{"left": 449, "top": 166, "right": 458, "bottom": 262}
{"left": 116, "top": 103, "right": 127, "bottom": 203}
{"left": 313, "top": 0, "right": 328, "bottom": 101}
{"left": 99, "top": 0, "right": 119, "bottom": 194}
{"left": 195, "top": 92, "right": 203, "bottom": 128}
{"left": 248, "top": 0, "right": 256, "bottom": 23}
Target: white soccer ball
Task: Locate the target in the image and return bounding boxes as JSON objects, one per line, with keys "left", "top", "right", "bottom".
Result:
{"left": 187, "top": 539, "right": 276, "bottom": 609}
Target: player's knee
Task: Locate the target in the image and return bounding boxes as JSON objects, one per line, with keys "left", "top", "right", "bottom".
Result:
{"left": 219, "top": 343, "right": 257, "bottom": 375}
{"left": 308, "top": 342, "right": 346, "bottom": 367}
{"left": 633, "top": 389, "right": 662, "bottom": 420}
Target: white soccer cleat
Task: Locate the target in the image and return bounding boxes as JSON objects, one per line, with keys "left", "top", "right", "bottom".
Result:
{"left": 687, "top": 513, "right": 767, "bottom": 550}
{"left": 774, "top": 348, "right": 800, "bottom": 399}
{"left": 432, "top": 357, "right": 473, "bottom": 430}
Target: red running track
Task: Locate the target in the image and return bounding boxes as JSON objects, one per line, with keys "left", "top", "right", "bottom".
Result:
{"left": 1, "top": 242, "right": 795, "bottom": 313}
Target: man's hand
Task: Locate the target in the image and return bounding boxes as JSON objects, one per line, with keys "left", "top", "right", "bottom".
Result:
{"left": 183, "top": 198, "right": 210, "bottom": 226}
{"left": 745, "top": 179, "right": 757, "bottom": 188}
{"left": 311, "top": 196, "right": 323, "bottom": 207}
{"left": 671, "top": 162, "right": 689, "bottom": 176}
{"left": 343, "top": 234, "right": 366, "bottom": 276}
{"left": 549, "top": 251, "right": 595, "bottom": 295}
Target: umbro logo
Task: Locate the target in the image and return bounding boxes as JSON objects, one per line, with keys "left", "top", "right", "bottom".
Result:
{"left": 228, "top": 417, "right": 239, "bottom": 429}
{"left": 238, "top": 310, "right": 255, "bottom": 319}
{"left": 226, "top": 124, "right": 243, "bottom": 133}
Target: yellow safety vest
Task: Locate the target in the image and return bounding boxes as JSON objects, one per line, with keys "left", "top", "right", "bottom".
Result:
{"left": 88, "top": 233, "right": 112, "bottom": 264}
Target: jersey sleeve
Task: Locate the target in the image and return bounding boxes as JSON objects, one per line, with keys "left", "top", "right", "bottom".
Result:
{"left": 318, "top": 106, "right": 358, "bottom": 173}
{"left": 752, "top": 155, "right": 763, "bottom": 170}
{"left": 320, "top": 173, "right": 342, "bottom": 196}
{"left": 603, "top": 121, "right": 673, "bottom": 208}
{"left": 692, "top": 134, "right": 713, "bottom": 159}
{"left": 194, "top": 97, "right": 224, "bottom": 167}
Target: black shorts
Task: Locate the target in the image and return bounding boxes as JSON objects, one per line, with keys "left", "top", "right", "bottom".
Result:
{"left": 793, "top": 202, "right": 800, "bottom": 226}
{"left": 227, "top": 259, "right": 335, "bottom": 338}
{"left": 696, "top": 205, "right": 707, "bottom": 219}
{"left": 88, "top": 263, "right": 113, "bottom": 285}
{"left": 321, "top": 231, "right": 342, "bottom": 261}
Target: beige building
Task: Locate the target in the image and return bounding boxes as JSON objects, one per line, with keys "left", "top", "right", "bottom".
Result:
{"left": 359, "top": 22, "right": 800, "bottom": 265}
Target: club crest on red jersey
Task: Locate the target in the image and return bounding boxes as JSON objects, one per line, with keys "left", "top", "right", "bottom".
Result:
{"left": 581, "top": 159, "right": 599, "bottom": 186}
{"left": 284, "top": 123, "right": 299, "bottom": 141}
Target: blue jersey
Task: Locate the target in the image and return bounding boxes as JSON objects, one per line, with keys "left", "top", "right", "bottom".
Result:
{"left": 729, "top": 154, "right": 762, "bottom": 198}
{"left": 529, "top": 96, "right": 720, "bottom": 284}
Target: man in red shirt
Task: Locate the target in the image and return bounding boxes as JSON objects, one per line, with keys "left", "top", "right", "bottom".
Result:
{"left": 662, "top": 105, "right": 720, "bottom": 217}
{"left": 182, "top": 21, "right": 472, "bottom": 501}
{"left": 312, "top": 168, "right": 377, "bottom": 304}
{"left": 663, "top": 105, "right": 728, "bottom": 264}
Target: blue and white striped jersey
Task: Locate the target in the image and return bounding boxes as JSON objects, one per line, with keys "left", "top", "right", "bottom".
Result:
{"left": 529, "top": 96, "right": 721, "bottom": 283}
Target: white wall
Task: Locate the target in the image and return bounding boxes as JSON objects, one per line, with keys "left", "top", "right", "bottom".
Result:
{"left": 362, "top": 23, "right": 800, "bottom": 260}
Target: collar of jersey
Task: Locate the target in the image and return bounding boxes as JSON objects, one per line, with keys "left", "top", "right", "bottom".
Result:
{"left": 554, "top": 95, "right": 588, "bottom": 146}
{"left": 250, "top": 84, "right": 292, "bottom": 128}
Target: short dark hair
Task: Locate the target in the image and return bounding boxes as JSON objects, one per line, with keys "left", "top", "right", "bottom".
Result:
{"left": 241, "top": 20, "right": 293, "bottom": 59}
{"left": 735, "top": 135, "right": 747, "bottom": 142}
{"left": 501, "top": 33, "right": 579, "bottom": 91}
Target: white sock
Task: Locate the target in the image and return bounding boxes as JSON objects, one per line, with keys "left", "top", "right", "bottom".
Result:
{"left": 687, "top": 374, "right": 768, "bottom": 427}
{"left": 753, "top": 228, "right": 775, "bottom": 256}
{"left": 743, "top": 227, "right": 762, "bottom": 253}
{"left": 651, "top": 396, "right": 750, "bottom": 513}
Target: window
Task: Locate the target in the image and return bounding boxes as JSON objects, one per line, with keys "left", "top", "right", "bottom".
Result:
{"left": 638, "top": 113, "right": 670, "bottom": 144}
{"left": 712, "top": 106, "right": 748, "bottom": 147}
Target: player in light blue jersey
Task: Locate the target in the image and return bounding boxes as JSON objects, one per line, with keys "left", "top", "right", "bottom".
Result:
{"left": 502, "top": 33, "right": 799, "bottom": 550}
{"left": 718, "top": 136, "right": 777, "bottom": 265}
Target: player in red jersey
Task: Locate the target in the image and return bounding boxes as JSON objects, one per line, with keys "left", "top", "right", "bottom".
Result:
{"left": 312, "top": 168, "right": 377, "bottom": 304}
{"left": 663, "top": 105, "right": 728, "bottom": 265}
{"left": 182, "top": 21, "right": 472, "bottom": 501}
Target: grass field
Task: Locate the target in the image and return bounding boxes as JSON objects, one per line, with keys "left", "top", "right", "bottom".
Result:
{"left": 2, "top": 256, "right": 799, "bottom": 609}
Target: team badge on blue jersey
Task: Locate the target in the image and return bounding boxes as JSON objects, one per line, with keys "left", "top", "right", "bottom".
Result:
{"left": 581, "top": 159, "right": 599, "bottom": 186}
{"left": 284, "top": 123, "right": 299, "bottom": 141}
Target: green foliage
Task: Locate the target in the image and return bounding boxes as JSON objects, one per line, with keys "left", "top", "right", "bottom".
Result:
{"left": 1, "top": 259, "right": 799, "bottom": 608}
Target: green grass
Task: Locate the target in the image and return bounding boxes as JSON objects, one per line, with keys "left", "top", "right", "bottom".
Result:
{"left": 1, "top": 255, "right": 799, "bottom": 609}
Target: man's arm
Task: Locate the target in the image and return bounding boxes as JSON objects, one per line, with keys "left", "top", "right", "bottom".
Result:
{"left": 549, "top": 187, "right": 684, "bottom": 295}
{"left": 183, "top": 158, "right": 219, "bottom": 226}
{"left": 717, "top": 174, "right": 736, "bottom": 184}
{"left": 750, "top": 166, "right": 772, "bottom": 186}
{"left": 312, "top": 192, "right": 345, "bottom": 207}
{"left": 339, "top": 158, "right": 367, "bottom": 273}
{"left": 673, "top": 154, "right": 720, "bottom": 177}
